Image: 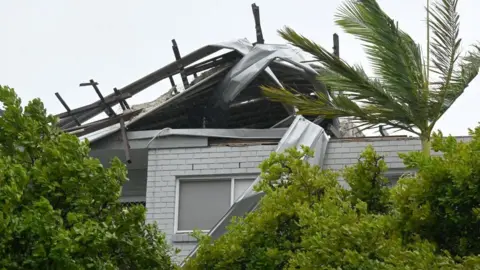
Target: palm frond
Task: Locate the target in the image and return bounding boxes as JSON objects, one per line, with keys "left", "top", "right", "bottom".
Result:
{"left": 262, "top": 85, "right": 419, "bottom": 135}
{"left": 335, "top": 0, "right": 426, "bottom": 111}
{"left": 278, "top": 27, "right": 414, "bottom": 121}
{"left": 428, "top": 0, "right": 463, "bottom": 121}
{"left": 432, "top": 44, "right": 480, "bottom": 119}
{"left": 429, "top": 0, "right": 461, "bottom": 81}
{"left": 266, "top": 0, "right": 476, "bottom": 139}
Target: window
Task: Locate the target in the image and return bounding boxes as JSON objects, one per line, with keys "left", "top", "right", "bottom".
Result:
{"left": 384, "top": 169, "right": 417, "bottom": 187}
{"left": 120, "top": 201, "right": 146, "bottom": 208}
{"left": 175, "top": 176, "right": 256, "bottom": 233}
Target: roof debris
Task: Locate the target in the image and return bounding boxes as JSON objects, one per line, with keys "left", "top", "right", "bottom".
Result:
{"left": 52, "top": 3, "right": 363, "bottom": 162}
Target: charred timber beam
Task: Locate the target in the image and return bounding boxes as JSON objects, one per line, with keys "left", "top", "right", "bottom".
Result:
{"left": 56, "top": 91, "right": 132, "bottom": 120}
{"left": 59, "top": 46, "right": 227, "bottom": 129}
{"left": 80, "top": 79, "right": 117, "bottom": 117}
{"left": 54, "top": 93, "right": 81, "bottom": 126}
{"left": 64, "top": 109, "right": 140, "bottom": 136}
{"left": 119, "top": 117, "right": 132, "bottom": 164}
{"left": 333, "top": 33, "right": 340, "bottom": 57}
{"left": 172, "top": 39, "right": 189, "bottom": 89}
{"left": 183, "top": 51, "right": 239, "bottom": 76}
{"left": 329, "top": 33, "right": 343, "bottom": 136}
{"left": 168, "top": 76, "right": 176, "bottom": 88}
{"left": 379, "top": 125, "right": 389, "bottom": 136}
{"left": 114, "top": 85, "right": 132, "bottom": 165}
{"left": 113, "top": 87, "right": 130, "bottom": 110}
{"left": 251, "top": 4, "right": 264, "bottom": 44}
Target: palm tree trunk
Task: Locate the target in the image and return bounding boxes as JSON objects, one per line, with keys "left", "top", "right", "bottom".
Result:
{"left": 421, "top": 137, "right": 431, "bottom": 157}
{"left": 426, "top": 0, "right": 430, "bottom": 82}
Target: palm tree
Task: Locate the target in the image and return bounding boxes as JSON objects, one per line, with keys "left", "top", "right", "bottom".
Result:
{"left": 263, "top": 0, "right": 480, "bottom": 156}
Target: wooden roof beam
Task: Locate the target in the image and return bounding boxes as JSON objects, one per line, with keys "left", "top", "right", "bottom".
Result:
{"left": 54, "top": 92, "right": 81, "bottom": 126}
{"left": 80, "top": 79, "right": 117, "bottom": 117}
{"left": 251, "top": 3, "right": 264, "bottom": 45}
{"left": 172, "top": 39, "right": 189, "bottom": 89}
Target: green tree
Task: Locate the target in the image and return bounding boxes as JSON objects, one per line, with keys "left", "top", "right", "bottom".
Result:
{"left": 184, "top": 142, "right": 480, "bottom": 269}
{"left": 392, "top": 126, "right": 480, "bottom": 257}
{"left": 343, "top": 145, "right": 391, "bottom": 214}
{"left": 262, "top": 0, "right": 480, "bottom": 156}
{"left": 0, "top": 85, "right": 175, "bottom": 269}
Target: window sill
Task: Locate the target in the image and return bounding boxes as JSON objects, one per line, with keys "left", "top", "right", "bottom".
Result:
{"left": 172, "top": 233, "right": 198, "bottom": 243}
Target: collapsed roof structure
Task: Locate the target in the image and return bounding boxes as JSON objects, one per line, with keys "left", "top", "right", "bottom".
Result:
{"left": 54, "top": 3, "right": 363, "bottom": 162}
{"left": 49, "top": 3, "right": 372, "bottom": 263}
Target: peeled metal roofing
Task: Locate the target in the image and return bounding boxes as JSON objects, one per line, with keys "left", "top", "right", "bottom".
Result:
{"left": 127, "top": 127, "right": 288, "bottom": 141}
{"left": 184, "top": 115, "right": 329, "bottom": 262}
{"left": 79, "top": 39, "right": 318, "bottom": 143}
{"left": 216, "top": 43, "right": 317, "bottom": 106}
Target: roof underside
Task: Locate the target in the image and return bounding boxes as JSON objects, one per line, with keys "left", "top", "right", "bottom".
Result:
{"left": 126, "top": 63, "right": 315, "bottom": 131}
{"left": 56, "top": 39, "right": 340, "bottom": 142}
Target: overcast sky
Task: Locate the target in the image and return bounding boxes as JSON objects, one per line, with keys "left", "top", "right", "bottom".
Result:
{"left": 1, "top": 0, "right": 479, "bottom": 136}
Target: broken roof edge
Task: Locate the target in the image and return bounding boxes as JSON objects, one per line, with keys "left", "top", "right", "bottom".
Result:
{"left": 57, "top": 38, "right": 254, "bottom": 126}
{"left": 76, "top": 65, "right": 233, "bottom": 143}
{"left": 129, "top": 127, "right": 288, "bottom": 141}
{"left": 183, "top": 115, "right": 329, "bottom": 264}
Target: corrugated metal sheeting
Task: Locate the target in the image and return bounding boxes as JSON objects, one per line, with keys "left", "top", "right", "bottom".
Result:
{"left": 184, "top": 115, "right": 329, "bottom": 261}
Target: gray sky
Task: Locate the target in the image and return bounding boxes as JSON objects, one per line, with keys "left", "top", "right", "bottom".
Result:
{"left": 1, "top": 0, "right": 479, "bottom": 135}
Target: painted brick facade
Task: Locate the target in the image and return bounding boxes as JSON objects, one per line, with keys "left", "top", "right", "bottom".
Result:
{"left": 146, "top": 144, "right": 277, "bottom": 261}
{"left": 145, "top": 135, "right": 471, "bottom": 262}
{"left": 324, "top": 136, "right": 471, "bottom": 170}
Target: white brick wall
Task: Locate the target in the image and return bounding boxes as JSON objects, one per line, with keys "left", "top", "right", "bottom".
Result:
{"left": 146, "top": 135, "right": 472, "bottom": 263}
{"left": 146, "top": 143, "right": 277, "bottom": 262}
{"left": 324, "top": 136, "right": 471, "bottom": 186}
{"left": 324, "top": 136, "right": 471, "bottom": 170}
{"left": 324, "top": 137, "right": 422, "bottom": 170}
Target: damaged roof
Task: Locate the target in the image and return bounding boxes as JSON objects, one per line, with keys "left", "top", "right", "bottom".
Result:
{"left": 56, "top": 38, "right": 342, "bottom": 143}
{"left": 52, "top": 3, "right": 363, "bottom": 166}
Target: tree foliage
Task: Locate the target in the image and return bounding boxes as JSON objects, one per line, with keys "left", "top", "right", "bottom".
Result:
{"left": 185, "top": 130, "right": 480, "bottom": 269}
{"left": 0, "top": 85, "right": 175, "bottom": 269}
{"left": 343, "top": 145, "right": 391, "bottom": 214}
{"left": 392, "top": 126, "right": 480, "bottom": 257}
{"left": 262, "top": 0, "right": 480, "bottom": 155}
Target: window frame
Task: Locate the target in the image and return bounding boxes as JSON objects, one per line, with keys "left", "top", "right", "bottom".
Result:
{"left": 174, "top": 174, "right": 257, "bottom": 234}
{"left": 384, "top": 168, "right": 417, "bottom": 187}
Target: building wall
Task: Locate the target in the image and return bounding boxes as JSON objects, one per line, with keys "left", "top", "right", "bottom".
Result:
{"left": 324, "top": 136, "right": 471, "bottom": 186}
{"left": 121, "top": 169, "right": 147, "bottom": 202}
{"left": 146, "top": 135, "right": 471, "bottom": 262}
{"left": 146, "top": 143, "right": 277, "bottom": 261}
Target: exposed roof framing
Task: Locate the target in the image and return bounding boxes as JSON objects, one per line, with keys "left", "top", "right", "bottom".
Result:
{"left": 54, "top": 3, "right": 350, "bottom": 159}
{"left": 55, "top": 49, "right": 235, "bottom": 129}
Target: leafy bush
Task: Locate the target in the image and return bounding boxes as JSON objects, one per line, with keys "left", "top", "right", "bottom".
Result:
{"left": 343, "top": 145, "right": 391, "bottom": 214}
{"left": 392, "top": 127, "right": 480, "bottom": 257}
{"left": 0, "top": 86, "right": 175, "bottom": 269}
{"left": 184, "top": 138, "right": 480, "bottom": 269}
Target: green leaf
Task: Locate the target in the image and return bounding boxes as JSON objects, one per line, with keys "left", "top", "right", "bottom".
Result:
{"left": 262, "top": 0, "right": 479, "bottom": 149}
{"left": 0, "top": 85, "right": 175, "bottom": 269}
